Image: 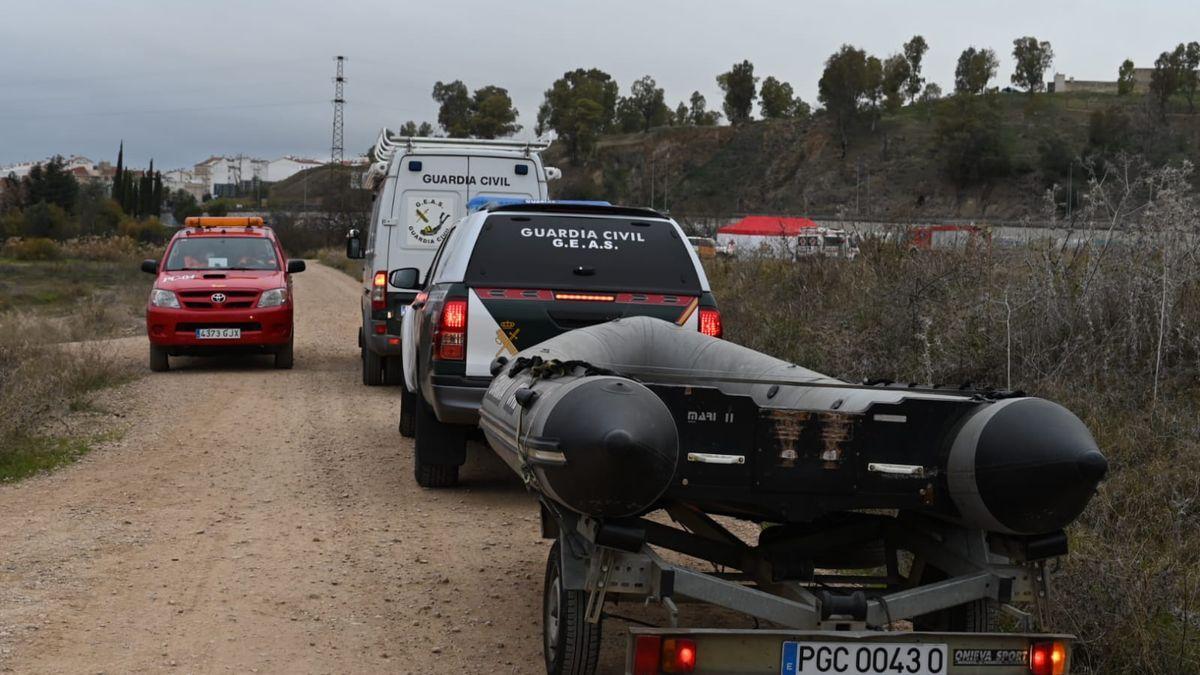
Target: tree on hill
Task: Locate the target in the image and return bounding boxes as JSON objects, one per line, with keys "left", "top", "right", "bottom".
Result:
{"left": 399, "top": 120, "right": 435, "bottom": 136}
{"left": 716, "top": 60, "right": 758, "bottom": 124}
{"left": 864, "top": 55, "right": 884, "bottom": 125}
{"left": 536, "top": 68, "right": 620, "bottom": 163}
{"left": 1183, "top": 42, "right": 1200, "bottom": 112}
{"left": 432, "top": 80, "right": 473, "bottom": 137}
{"left": 882, "top": 54, "right": 911, "bottom": 112}
{"left": 903, "top": 35, "right": 929, "bottom": 103}
{"left": 955, "top": 47, "right": 998, "bottom": 95}
{"left": 470, "top": 85, "right": 521, "bottom": 138}
{"left": 1150, "top": 46, "right": 1185, "bottom": 116}
{"left": 819, "top": 45, "right": 870, "bottom": 157}
{"left": 673, "top": 101, "right": 688, "bottom": 126}
{"left": 615, "top": 96, "right": 643, "bottom": 132}
{"left": 920, "top": 82, "right": 943, "bottom": 103}
{"left": 688, "top": 91, "right": 721, "bottom": 126}
{"left": 1117, "top": 59, "right": 1136, "bottom": 96}
{"left": 1011, "top": 37, "right": 1054, "bottom": 94}
{"left": 759, "top": 76, "right": 798, "bottom": 118}
{"left": 622, "top": 76, "right": 671, "bottom": 132}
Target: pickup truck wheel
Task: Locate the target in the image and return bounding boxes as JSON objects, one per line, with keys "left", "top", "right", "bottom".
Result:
{"left": 274, "top": 338, "right": 294, "bottom": 369}
{"left": 149, "top": 346, "right": 169, "bottom": 372}
{"left": 398, "top": 388, "right": 416, "bottom": 438}
{"left": 362, "top": 345, "right": 383, "bottom": 386}
{"left": 383, "top": 355, "right": 403, "bottom": 386}
{"left": 544, "top": 541, "right": 601, "bottom": 675}
{"left": 412, "top": 390, "right": 463, "bottom": 488}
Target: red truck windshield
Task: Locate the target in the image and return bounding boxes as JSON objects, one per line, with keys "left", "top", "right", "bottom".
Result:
{"left": 165, "top": 238, "right": 279, "bottom": 271}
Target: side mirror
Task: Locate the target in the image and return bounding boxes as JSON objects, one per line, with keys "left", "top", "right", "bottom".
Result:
{"left": 287, "top": 259, "right": 307, "bottom": 274}
{"left": 389, "top": 267, "right": 420, "bottom": 289}
{"left": 345, "top": 229, "right": 364, "bottom": 259}
{"left": 140, "top": 259, "right": 158, "bottom": 274}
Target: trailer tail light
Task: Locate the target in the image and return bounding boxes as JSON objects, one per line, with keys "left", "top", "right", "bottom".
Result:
{"left": 434, "top": 299, "right": 467, "bottom": 361}
{"left": 371, "top": 271, "right": 387, "bottom": 310}
{"left": 661, "top": 638, "right": 696, "bottom": 673}
{"left": 698, "top": 308, "right": 722, "bottom": 338}
{"left": 1029, "top": 640, "right": 1066, "bottom": 675}
{"left": 632, "top": 635, "right": 662, "bottom": 675}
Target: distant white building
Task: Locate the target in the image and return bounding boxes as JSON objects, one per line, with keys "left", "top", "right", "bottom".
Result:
{"left": 267, "top": 156, "right": 323, "bottom": 182}
{"left": 1, "top": 155, "right": 100, "bottom": 182}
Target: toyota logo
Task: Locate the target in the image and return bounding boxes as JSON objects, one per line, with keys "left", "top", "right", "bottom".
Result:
{"left": 210, "top": 293, "right": 227, "bottom": 303}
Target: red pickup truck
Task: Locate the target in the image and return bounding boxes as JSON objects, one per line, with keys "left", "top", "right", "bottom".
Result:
{"left": 140, "top": 217, "right": 305, "bottom": 371}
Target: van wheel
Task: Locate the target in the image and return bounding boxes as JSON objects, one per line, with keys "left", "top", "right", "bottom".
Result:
{"left": 362, "top": 345, "right": 383, "bottom": 386}
{"left": 149, "top": 347, "right": 169, "bottom": 372}
{"left": 274, "top": 338, "right": 294, "bottom": 369}
{"left": 413, "top": 391, "right": 464, "bottom": 488}
{"left": 398, "top": 387, "right": 416, "bottom": 438}
{"left": 544, "top": 541, "right": 601, "bottom": 675}
{"left": 384, "top": 355, "right": 404, "bottom": 386}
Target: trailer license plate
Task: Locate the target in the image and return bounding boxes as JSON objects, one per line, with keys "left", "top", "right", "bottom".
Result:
{"left": 781, "top": 642, "right": 947, "bottom": 674}
{"left": 196, "top": 328, "right": 241, "bottom": 339}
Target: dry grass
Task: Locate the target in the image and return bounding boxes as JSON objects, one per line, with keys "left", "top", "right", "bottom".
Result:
{"left": 0, "top": 236, "right": 150, "bottom": 481}
{"left": 315, "top": 246, "right": 361, "bottom": 279}
{"left": 704, "top": 161, "right": 1200, "bottom": 673}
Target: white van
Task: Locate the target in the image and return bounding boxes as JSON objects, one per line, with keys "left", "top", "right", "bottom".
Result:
{"left": 345, "top": 130, "right": 559, "bottom": 385}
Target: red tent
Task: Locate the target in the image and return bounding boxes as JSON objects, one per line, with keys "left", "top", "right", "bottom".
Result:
{"left": 718, "top": 215, "right": 817, "bottom": 236}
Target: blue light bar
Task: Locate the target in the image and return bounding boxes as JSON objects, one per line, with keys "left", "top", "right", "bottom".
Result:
{"left": 466, "top": 197, "right": 613, "bottom": 212}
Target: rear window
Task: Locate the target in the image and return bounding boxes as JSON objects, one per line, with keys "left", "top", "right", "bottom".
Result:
{"left": 465, "top": 215, "right": 700, "bottom": 294}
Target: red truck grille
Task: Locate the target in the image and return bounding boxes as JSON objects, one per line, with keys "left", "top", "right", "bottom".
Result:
{"left": 178, "top": 290, "right": 259, "bottom": 309}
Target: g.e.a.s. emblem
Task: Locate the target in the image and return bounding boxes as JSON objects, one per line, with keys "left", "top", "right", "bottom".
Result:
{"left": 495, "top": 320, "right": 520, "bottom": 357}
{"left": 408, "top": 198, "right": 452, "bottom": 245}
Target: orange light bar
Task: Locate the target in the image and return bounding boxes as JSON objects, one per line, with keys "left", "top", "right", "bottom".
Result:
{"left": 555, "top": 292, "right": 615, "bottom": 302}
{"left": 185, "top": 217, "right": 264, "bottom": 228}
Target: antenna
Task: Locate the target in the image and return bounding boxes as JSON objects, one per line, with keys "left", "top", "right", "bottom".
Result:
{"left": 331, "top": 56, "right": 346, "bottom": 165}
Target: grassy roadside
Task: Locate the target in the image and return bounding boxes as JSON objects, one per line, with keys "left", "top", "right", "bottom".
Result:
{"left": 316, "top": 246, "right": 360, "bottom": 278}
{"left": 0, "top": 237, "right": 154, "bottom": 482}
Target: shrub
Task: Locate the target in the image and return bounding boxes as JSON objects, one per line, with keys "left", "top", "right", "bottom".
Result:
{"left": 2, "top": 237, "right": 62, "bottom": 260}
{"left": 22, "top": 201, "right": 76, "bottom": 240}
{"left": 118, "top": 217, "right": 169, "bottom": 244}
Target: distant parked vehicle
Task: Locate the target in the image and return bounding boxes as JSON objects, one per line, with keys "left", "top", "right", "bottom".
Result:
{"left": 345, "top": 130, "right": 561, "bottom": 386}
{"left": 687, "top": 236, "right": 717, "bottom": 259}
{"left": 907, "top": 224, "right": 991, "bottom": 250}
{"left": 140, "top": 217, "right": 305, "bottom": 372}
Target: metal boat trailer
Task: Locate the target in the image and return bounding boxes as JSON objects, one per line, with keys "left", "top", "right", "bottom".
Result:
{"left": 538, "top": 499, "right": 1074, "bottom": 675}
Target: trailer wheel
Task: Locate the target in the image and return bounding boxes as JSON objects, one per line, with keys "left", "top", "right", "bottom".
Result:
{"left": 362, "top": 345, "right": 384, "bottom": 386}
{"left": 398, "top": 387, "right": 416, "bottom": 438}
{"left": 544, "top": 541, "right": 601, "bottom": 675}
{"left": 912, "top": 565, "right": 999, "bottom": 632}
{"left": 149, "top": 346, "right": 169, "bottom": 372}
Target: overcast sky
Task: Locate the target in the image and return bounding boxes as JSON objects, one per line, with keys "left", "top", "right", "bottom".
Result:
{"left": 2, "top": 0, "right": 1197, "bottom": 169}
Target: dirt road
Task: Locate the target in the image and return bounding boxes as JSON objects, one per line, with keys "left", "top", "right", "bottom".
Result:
{"left": 0, "top": 263, "right": 639, "bottom": 673}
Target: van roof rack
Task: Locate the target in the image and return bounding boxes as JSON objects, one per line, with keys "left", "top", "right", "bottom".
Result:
{"left": 363, "top": 128, "right": 553, "bottom": 191}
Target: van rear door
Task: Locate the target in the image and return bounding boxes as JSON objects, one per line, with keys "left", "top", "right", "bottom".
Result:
{"left": 385, "top": 155, "right": 468, "bottom": 291}
{"left": 466, "top": 156, "right": 540, "bottom": 202}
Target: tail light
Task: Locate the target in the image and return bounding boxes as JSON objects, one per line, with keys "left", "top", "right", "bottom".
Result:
{"left": 434, "top": 298, "right": 467, "bottom": 361}
{"left": 554, "top": 291, "right": 615, "bottom": 302}
{"left": 698, "top": 308, "right": 722, "bottom": 338}
{"left": 1029, "top": 641, "right": 1067, "bottom": 675}
{"left": 371, "top": 271, "right": 387, "bottom": 310}
{"left": 661, "top": 638, "right": 697, "bottom": 673}
{"left": 632, "top": 635, "right": 697, "bottom": 674}
{"left": 632, "top": 635, "right": 662, "bottom": 675}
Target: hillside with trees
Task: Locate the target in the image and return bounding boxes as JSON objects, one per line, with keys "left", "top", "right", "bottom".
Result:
{"left": 533, "top": 37, "right": 1200, "bottom": 222}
